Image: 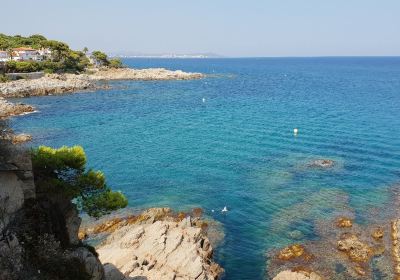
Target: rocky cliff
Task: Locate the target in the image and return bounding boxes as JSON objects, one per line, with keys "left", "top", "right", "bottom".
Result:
{"left": 0, "top": 130, "right": 105, "bottom": 280}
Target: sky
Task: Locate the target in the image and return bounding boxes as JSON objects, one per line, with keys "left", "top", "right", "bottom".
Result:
{"left": 2, "top": 0, "right": 400, "bottom": 57}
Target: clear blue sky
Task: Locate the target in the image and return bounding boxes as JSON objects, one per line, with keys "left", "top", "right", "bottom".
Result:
{"left": 2, "top": 0, "right": 399, "bottom": 57}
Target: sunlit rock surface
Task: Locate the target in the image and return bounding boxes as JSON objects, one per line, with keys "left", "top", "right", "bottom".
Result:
{"left": 81, "top": 208, "right": 223, "bottom": 280}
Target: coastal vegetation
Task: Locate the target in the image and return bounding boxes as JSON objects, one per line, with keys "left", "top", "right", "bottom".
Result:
{"left": 91, "top": 50, "right": 123, "bottom": 68}
{"left": 32, "top": 145, "right": 128, "bottom": 218}
{"left": 0, "top": 34, "right": 122, "bottom": 74}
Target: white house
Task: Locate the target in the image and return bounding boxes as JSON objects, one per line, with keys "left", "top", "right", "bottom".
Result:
{"left": 12, "top": 47, "right": 42, "bottom": 61}
{"left": 38, "top": 48, "right": 52, "bottom": 60}
{"left": 0, "top": 51, "right": 9, "bottom": 62}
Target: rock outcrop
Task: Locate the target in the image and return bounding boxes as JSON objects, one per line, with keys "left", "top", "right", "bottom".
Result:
{"left": 89, "top": 68, "right": 203, "bottom": 81}
{"left": 0, "top": 97, "right": 35, "bottom": 118}
{"left": 82, "top": 208, "right": 223, "bottom": 280}
{"left": 0, "top": 74, "right": 95, "bottom": 98}
{"left": 0, "top": 145, "right": 35, "bottom": 232}
{"left": 0, "top": 68, "right": 203, "bottom": 98}
{"left": 0, "top": 134, "right": 105, "bottom": 280}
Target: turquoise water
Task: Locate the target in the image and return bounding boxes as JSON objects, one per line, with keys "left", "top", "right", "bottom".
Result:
{"left": 10, "top": 58, "right": 400, "bottom": 279}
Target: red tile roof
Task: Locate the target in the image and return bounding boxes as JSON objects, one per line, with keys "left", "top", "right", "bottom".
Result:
{"left": 13, "top": 47, "right": 37, "bottom": 51}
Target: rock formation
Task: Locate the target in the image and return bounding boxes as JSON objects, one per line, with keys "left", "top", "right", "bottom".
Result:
{"left": 0, "top": 74, "right": 95, "bottom": 98}
{"left": 81, "top": 208, "right": 223, "bottom": 280}
{"left": 0, "top": 68, "right": 203, "bottom": 98}
{"left": 0, "top": 97, "right": 35, "bottom": 118}
{"left": 89, "top": 68, "right": 203, "bottom": 81}
{"left": 0, "top": 129, "right": 105, "bottom": 280}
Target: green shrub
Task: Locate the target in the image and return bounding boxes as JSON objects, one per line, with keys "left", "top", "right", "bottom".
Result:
{"left": 91, "top": 50, "right": 109, "bottom": 66}
{"left": 0, "top": 74, "right": 9, "bottom": 83}
{"left": 6, "top": 61, "right": 42, "bottom": 73}
{"left": 32, "top": 145, "right": 128, "bottom": 218}
{"left": 109, "top": 58, "right": 123, "bottom": 68}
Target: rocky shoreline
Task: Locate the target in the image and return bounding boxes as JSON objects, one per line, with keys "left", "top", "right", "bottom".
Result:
{"left": 0, "top": 97, "right": 35, "bottom": 119}
{"left": 80, "top": 207, "right": 224, "bottom": 280}
{"left": 0, "top": 67, "right": 203, "bottom": 120}
{"left": 0, "top": 68, "right": 204, "bottom": 99}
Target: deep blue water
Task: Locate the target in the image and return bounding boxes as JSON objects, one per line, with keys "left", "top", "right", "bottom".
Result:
{"left": 10, "top": 57, "right": 400, "bottom": 279}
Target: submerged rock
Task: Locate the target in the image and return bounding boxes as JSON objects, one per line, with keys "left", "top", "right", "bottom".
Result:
{"left": 277, "top": 244, "right": 311, "bottom": 261}
{"left": 371, "top": 227, "right": 384, "bottom": 240}
{"left": 337, "top": 233, "right": 373, "bottom": 263}
{"left": 336, "top": 217, "right": 353, "bottom": 228}
{"left": 308, "top": 159, "right": 335, "bottom": 169}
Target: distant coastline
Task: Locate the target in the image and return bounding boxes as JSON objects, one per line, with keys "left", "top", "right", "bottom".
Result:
{"left": 108, "top": 52, "right": 224, "bottom": 59}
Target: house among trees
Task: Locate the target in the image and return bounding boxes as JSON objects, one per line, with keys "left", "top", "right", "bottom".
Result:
{"left": 0, "top": 47, "right": 53, "bottom": 62}
{"left": 0, "top": 51, "right": 8, "bottom": 62}
{"left": 12, "top": 47, "right": 42, "bottom": 61}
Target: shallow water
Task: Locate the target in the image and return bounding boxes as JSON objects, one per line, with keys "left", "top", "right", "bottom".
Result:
{"left": 10, "top": 57, "right": 400, "bottom": 279}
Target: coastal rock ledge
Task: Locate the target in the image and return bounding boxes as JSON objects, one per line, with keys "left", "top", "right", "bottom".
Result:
{"left": 82, "top": 208, "right": 223, "bottom": 280}
{"left": 0, "top": 97, "right": 35, "bottom": 118}
{"left": 0, "top": 68, "right": 204, "bottom": 98}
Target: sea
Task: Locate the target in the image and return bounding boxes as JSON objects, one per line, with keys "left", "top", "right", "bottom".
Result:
{"left": 10, "top": 57, "right": 400, "bottom": 279}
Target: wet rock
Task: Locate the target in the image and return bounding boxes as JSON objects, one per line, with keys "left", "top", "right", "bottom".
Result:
{"left": 277, "top": 244, "right": 307, "bottom": 261}
{"left": 336, "top": 217, "right": 353, "bottom": 228}
{"left": 337, "top": 233, "right": 373, "bottom": 263}
{"left": 371, "top": 227, "right": 384, "bottom": 240}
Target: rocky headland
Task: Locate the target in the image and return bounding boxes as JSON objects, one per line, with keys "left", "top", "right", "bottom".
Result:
{"left": 89, "top": 67, "right": 204, "bottom": 81}
{"left": 80, "top": 207, "right": 224, "bottom": 280}
{"left": 0, "top": 68, "right": 204, "bottom": 99}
